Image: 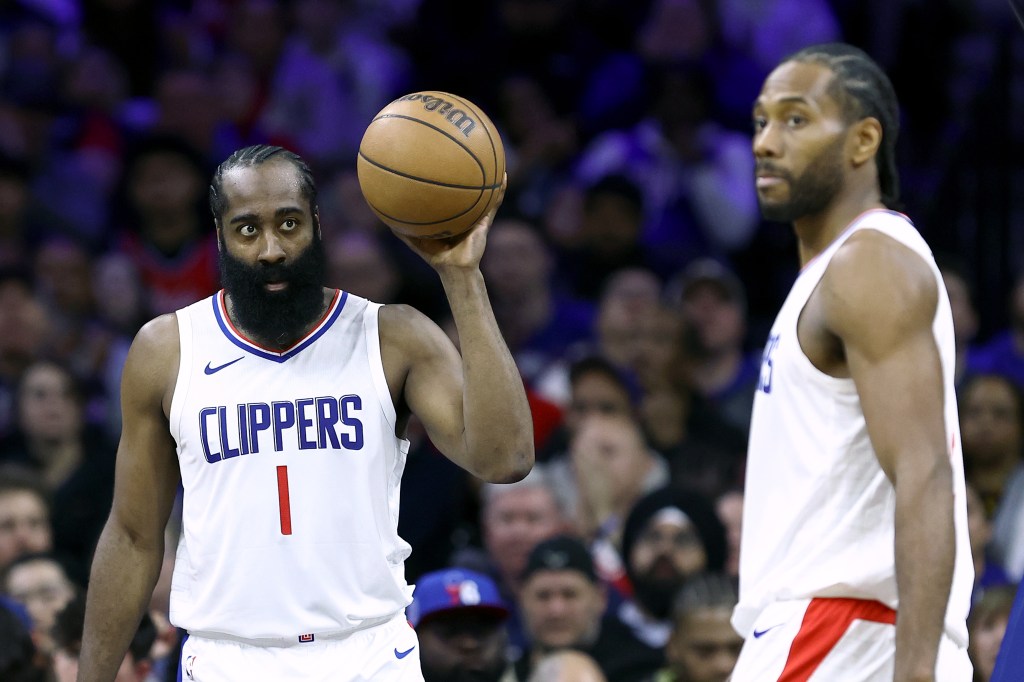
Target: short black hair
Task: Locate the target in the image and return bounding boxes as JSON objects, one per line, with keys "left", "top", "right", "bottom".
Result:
{"left": 208, "top": 145, "right": 317, "bottom": 226}
{"left": 784, "top": 43, "right": 901, "bottom": 208}
{"left": 583, "top": 174, "right": 644, "bottom": 214}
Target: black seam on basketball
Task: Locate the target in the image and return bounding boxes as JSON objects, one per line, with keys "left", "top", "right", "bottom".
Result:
{"left": 435, "top": 91, "right": 499, "bottom": 183}
{"left": 358, "top": 152, "right": 500, "bottom": 191}
{"left": 359, "top": 170, "right": 490, "bottom": 226}
{"left": 368, "top": 113, "right": 487, "bottom": 182}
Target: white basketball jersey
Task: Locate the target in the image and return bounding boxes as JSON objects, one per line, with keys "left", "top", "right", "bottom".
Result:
{"left": 168, "top": 290, "right": 413, "bottom": 641}
{"left": 733, "top": 210, "right": 973, "bottom": 646}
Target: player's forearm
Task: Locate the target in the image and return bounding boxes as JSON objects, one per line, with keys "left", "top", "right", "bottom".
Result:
{"left": 439, "top": 267, "right": 534, "bottom": 482}
{"left": 893, "top": 459, "right": 955, "bottom": 682}
{"left": 78, "top": 519, "right": 164, "bottom": 682}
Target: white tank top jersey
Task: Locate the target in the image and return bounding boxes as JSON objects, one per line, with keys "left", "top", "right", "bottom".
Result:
{"left": 733, "top": 210, "right": 973, "bottom": 646}
{"left": 168, "top": 289, "right": 413, "bottom": 642}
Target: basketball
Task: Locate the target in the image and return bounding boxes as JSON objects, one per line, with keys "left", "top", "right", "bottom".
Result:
{"left": 356, "top": 91, "right": 505, "bottom": 239}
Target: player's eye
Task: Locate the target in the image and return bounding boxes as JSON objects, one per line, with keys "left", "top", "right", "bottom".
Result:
{"left": 282, "top": 218, "right": 298, "bottom": 230}
{"left": 752, "top": 116, "right": 767, "bottom": 132}
{"left": 786, "top": 114, "right": 807, "bottom": 127}
{"left": 239, "top": 225, "right": 256, "bottom": 237}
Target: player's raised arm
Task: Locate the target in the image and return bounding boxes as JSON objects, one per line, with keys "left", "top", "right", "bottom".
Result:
{"left": 823, "top": 231, "right": 954, "bottom": 681}
{"left": 78, "top": 315, "right": 182, "bottom": 682}
{"left": 384, "top": 177, "right": 534, "bottom": 484}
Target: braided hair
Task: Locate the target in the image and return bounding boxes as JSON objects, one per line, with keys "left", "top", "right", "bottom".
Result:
{"left": 785, "top": 43, "right": 901, "bottom": 208}
{"left": 208, "top": 145, "right": 318, "bottom": 226}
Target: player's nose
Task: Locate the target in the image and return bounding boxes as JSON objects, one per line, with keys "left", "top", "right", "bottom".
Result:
{"left": 753, "top": 122, "right": 782, "bottom": 159}
{"left": 258, "top": 231, "right": 287, "bottom": 264}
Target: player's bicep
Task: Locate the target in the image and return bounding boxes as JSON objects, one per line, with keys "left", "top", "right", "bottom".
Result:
{"left": 380, "top": 305, "right": 467, "bottom": 458}
{"left": 824, "top": 235, "right": 948, "bottom": 483}
{"left": 108, "top": 316, "right": 182, "bottom": 548}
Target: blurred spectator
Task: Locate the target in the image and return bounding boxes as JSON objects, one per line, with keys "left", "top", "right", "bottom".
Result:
{"left": 92, "top": 250, "right": 148, "bottom": 337}
{"left": 263, "top": 0, "right": 411, "bottom": 171}
{"left": 0, "top": 152, "right": 36, "bottom": 268}
{"left": 598, "top": 486, "right": 726, "bottom": 681}
{"left": 0, "top": 360, "right": 116, "bottom": 580}
{"left": 528, "top": 649, "right": 608, "bottom": 682}
{"left": 562, "top": 175, "right": 648, "bottom": 301}
{"left": 481, "top": 218, "right": 595, "bottom": 396}
{"left": 51, "top": 593, "right": 157, "bottom": 682}
{"left": 969, "top": 585, "right": 1017, "bottom": 682}
{"left": 714, "top": 490, "right": 743, "bottom": 580}
{"left": 451, "top": 468, "right": 573, "bottom": 656}
{"left": 592, "top": 267, "right": 663, "bottom": 379}
{"left": 717, "top": 0, "right": 841, "bottom": 77}
{"left": 657, "top": 572, "right": 743, "bottom": 682}
{"left": 969, "top": 273, "right": 1024, "bottom": 390}
{"left": 959, "top": 374, "right": 1024, "bottom": 581}
{"left": 511, "top": 535, "right": 609, "bottom": 680}
{"left": 326, "top": 229, "right": 402, "bottom": 304}
{"left": 547, "top": 414, "right": 667, "bottom": 562}
{"left": 669, "top": 258, "right": 760, "bottom": 435}
{"left": 0, "top": 267, "right": 50, "bottom": 438}
{"left": 937, "top": 254, "right": 981, "bottom": 388}
{"left": 0, "top": 593, "right": 47, "bottom": 682}
{"left": 409, "top": 567, "right": 512, "bottom": 682}
{"left": 32, "top": 236, "right": 130, "bottom": 423}
{"left": 2, "top": 551, "right": 78, "bottom": 656}
{"left": 0, "top": 467, "right": 53, "bottom": 572}
{"left": 966, "top": 481, "right": 1012, "bottom": 606}
{"left": 575, "top": 63, "right": 758, "bottom": 275}
{"left": 495, "top": 74, "right": 580, "bottom": 224}
{"left": 111, "top": 134, "right": 218, "bottom": 316}
{"left": 538, "top": 354, "right": 641, "bottom": 463}
{"left": 992, "top": 584, "right": 1024, "bottom": 682}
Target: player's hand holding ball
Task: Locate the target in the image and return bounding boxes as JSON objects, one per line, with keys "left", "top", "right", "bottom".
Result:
{"left": 357, "top": 90, "right": 506, "bottom": 262}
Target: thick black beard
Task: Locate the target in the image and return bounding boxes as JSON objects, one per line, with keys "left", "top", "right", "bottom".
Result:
{"left": 219, "top": 236, "right": 327, "bottom": 345}
{"left": 757, "top": 136, "right": 846, "bottom": 224}
{"left": 631, "top": 572, "right": 685, "bottom": 621}
{"left": 422, "top": 662, "right": 508, "bottom": 682}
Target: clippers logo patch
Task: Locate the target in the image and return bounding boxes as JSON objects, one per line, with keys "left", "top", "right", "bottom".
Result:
{"left": 299, "top": 633, "right": 315, "bottom": 643}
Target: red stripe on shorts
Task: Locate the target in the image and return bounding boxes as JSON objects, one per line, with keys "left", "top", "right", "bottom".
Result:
{"left": 777, "top": 597, "right": 897, "bottom": 682}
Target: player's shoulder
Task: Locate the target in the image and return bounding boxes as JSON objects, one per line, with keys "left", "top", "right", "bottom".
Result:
{"left": 127, "top": 313, "right": 180, "bottom": 374}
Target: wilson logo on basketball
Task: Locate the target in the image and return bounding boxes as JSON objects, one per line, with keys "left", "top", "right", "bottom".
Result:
{"left": 396, "top": 94, "right": 477, "bottom": 137}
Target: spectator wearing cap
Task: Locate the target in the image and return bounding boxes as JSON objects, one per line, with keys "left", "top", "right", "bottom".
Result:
{"left": 511, "top": 535, "right": 609, "bottom": 681}
{"left": 451, "top": 467, "right": 573, "bottom": 658}
{"left": 599, "top": 486, "right": 727, "bottom": 681}
{"left": 669, "top": 258, "right": 761, "bottom": 436}
{"left": 409, "top": 567, "right": 514, "bottom": 682}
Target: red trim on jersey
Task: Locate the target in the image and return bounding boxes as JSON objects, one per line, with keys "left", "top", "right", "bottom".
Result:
{"left": 217, "top": 289, "right": 340, "bottom": 354}
{"left": 778, "top": 597, "right": 897, "bottom": 681}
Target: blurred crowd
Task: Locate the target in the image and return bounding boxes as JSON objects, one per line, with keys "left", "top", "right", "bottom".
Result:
{"left": 0, "top": 0, "right": 1022, "bottom": 680}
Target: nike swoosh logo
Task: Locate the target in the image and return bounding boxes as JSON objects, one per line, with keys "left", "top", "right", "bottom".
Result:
{"left": 394, "top": 646, "right": 416, "bottom": 659}
{"left": 753, "top": 624, "right": 783, "bottom": 638}
{"left": 204, "top": 357, "right": 244, "bottom": 375}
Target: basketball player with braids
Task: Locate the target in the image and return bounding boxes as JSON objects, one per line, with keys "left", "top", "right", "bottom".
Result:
{"left": 77, "top": 145, "right": 534, "bottom": 680}
{"left": 730, "top": 44, "right": 973, "bottom": 680}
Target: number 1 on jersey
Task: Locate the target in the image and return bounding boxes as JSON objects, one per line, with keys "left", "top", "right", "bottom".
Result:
{"left": 277, "top": 465, "right": 292, "bottom": 535}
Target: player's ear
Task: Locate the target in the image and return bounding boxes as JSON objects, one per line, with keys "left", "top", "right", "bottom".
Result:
{"left": 850, "top": 117, "right": 882, "bottom": 167}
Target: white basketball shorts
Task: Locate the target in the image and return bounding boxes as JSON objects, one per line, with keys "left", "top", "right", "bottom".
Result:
{"left": 730, "top": 597, "right": 972, "bottom": 682}
{"left": 177, "top": 612, "right": 424, "bottom": 681}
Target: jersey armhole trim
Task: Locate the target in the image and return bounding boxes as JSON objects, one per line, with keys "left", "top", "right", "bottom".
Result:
{"left": 363, "top": 302, "right": 400, "bottom": 434}
{"left": 169, "top": 308, "right": 193, "bottom": 447}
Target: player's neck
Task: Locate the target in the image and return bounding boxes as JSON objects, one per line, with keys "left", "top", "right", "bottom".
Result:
{"left": 793, "top": 187, "right": 885, "bottom": 267}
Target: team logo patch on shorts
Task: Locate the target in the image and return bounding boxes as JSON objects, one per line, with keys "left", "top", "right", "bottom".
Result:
{"left": 298, "top": 633, "right": 315, "bottom": 643}
{"left": 184, "top": 654, "right": 197, "bottom": 680}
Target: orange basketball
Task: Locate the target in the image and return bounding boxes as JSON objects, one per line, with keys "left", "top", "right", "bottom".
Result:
{"left": 356, "top": 91, "right": 505, "bottom": 239}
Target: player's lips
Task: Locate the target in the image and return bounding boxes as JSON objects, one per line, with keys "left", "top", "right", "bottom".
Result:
{"left": 264, "top": 281, "right": 288, "bottom": 291}
{"left": 756, "top": 174, "right": 786, "bottom": 189}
